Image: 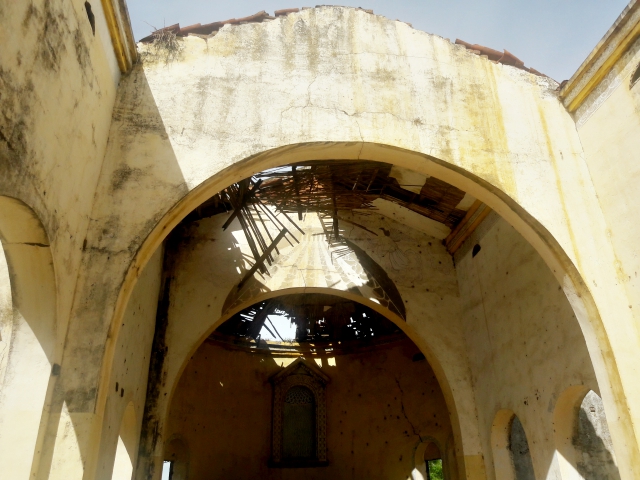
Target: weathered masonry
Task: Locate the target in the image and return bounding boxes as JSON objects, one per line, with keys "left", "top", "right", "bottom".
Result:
{"left": 1, "top": 1, "right": 640, "bottom": 479}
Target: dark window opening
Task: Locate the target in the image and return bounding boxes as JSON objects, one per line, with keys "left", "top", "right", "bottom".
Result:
{"left": 282, "top": 386, "right": 316, "bottom": 460}
{"left": 631, "top": 62, "right": 640, "bottom": 88}
{"left": 472, "top": 244, "right": 481, "bottom": 257}
{"left": 84, "top": 2, "right": 95, "bottom": 35}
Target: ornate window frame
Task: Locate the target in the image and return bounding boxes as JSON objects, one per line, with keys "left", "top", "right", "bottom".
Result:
{"left": 269, "top": 358, "right": 329, "bottom": 467}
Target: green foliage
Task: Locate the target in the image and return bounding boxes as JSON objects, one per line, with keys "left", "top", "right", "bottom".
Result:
{"left": 427, "top": 459, "right": 444, "bottom": 480}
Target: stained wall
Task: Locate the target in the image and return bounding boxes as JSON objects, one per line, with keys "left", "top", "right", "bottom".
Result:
{"left": 94, "top": 247, "right": 163, "bottom": 480}
{"left": 165, "top": 339, "right": 453, "bottom": 480}
{"left": 571, "top": 31, "right": 640, "bottom": 364}
{"left": 137, "top": 209, "right": 483, "bottom": 479}
{"left": 0, "top": 1, "right": 134, "bottom": 477}
{"left": 90, "top": 9, "right": 638, "bottom": 474}
{"left": 455, "top": 213, "right": 599, "bottom": 480}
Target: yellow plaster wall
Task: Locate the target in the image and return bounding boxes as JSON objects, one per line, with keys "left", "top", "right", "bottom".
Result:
{"left": 137, "top": 209, "right": 482, "bottom": 479}
{"left": 574, "top": 36, "right": 640, "bottom": 340}
{"left": 93, "top": 247, "right": 163, "bottom": 480}
{"left": 455, "top": 214, "right": 599, "bottom": 480}
{"left": 87, "top": 13, "right": 640, "bottom": 477}
{"left": 165, "top": 339, "right": 454, "bottom": 480}
{"left": 0, "top": 243, "right": 11, "bottom": 391}
{"left": 0, "top": 1, "right": 128, "bottom": 474}
{"left": 1, "top": 4, "right": 636, "bottom": 478}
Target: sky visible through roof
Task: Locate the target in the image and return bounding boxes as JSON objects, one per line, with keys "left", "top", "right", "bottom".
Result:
{"left": 127, "top": 0, "right": 630, "bottom": 82}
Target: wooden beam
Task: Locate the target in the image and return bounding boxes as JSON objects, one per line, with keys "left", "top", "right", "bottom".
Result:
{"left": 238, "top": 229, "right": 288, "bottom": 288}
{"left": 444, "top": 200, "right": 482, "bottom": 248}
{"left": 447, "top": 205, "right": 491, "bottom": 255}
{"left": 222, "top": 179, "right": 262, "bottom": 230}
{"left": 247, "top": 301, "right": 276, "bottom": 339}
{"left": 292, "top": 166, "right": 303, "bottom": 220}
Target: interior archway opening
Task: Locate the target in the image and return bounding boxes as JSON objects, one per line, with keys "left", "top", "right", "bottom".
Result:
{"left": 131, "top": 159, "right": 609, "bottom": 480}
{"left": 112, "top": 402, "right": 137, "bottom": 480}
{"left": 165, "top": 292, "right": 455, "bottom": 479}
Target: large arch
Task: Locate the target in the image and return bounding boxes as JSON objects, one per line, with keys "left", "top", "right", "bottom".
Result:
{"left": 130, "top": 204, "right": 482, "bottom": 480}
{"left": 96, "top": 143, "right": 635, "bottom": 478}
{"left": 0, "top": 196, "right": 59, "bottom": 480}
{"left": 70, "top": 7, "right": 638, "bottom": 479}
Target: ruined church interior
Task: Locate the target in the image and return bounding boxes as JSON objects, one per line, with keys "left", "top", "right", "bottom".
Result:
{"left": 1, "top": 1, "right": 640, "bottom": 479}
{"left": 147, "top": 161, "right": 619, "bottom": 480}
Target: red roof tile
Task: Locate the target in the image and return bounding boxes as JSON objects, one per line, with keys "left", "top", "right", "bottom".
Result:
{"left": 455, "top": 39, "right": 545, "bottom": 77}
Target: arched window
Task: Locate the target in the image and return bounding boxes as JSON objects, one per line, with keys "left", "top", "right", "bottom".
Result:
{"left": 573, "top": 391, "right": 621, "bottom": 479}
{"left": 270, "top": 359, "right": 329, "bottom": 467}
{"left": 424, "top": 441, "right": 444, "bottom": 480}
{"left": 283, "top": 386, "right": 316, "bottom": 459}
{"left": 412, "top": 439, "right": 447, "bottom": 480}
{"left": 508, "top": 416, "right": 535, "bottom": 480}
{"left": 491, "top": 410, "right": 536, "bottom": 480}
{"left": 554, "top": 387, "right": 621, "bottom": 480}
{"left": 162, "top": 436, "right": 189, "bottom": 480}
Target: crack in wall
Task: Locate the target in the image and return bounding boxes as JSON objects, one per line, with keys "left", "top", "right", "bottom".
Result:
{"left": 395, "top": 376, "right": 423, "bottom": 441}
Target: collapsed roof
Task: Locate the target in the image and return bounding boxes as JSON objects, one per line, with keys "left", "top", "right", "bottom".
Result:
{"left": 138, "top": 7, "right": 547, "bottom": 77}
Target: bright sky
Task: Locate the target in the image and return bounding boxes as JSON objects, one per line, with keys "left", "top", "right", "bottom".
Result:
{"left": 127, "top": 0, "right": 630, "bottom": 81}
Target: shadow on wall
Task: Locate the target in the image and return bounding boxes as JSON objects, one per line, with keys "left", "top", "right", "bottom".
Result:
{"left": 573, "top": 391, "right": 621, "bottom": 480}
{"left": 491, "top": 410, "right": 536, "bottom": 480}
{"left": 509, "top": 416, "right": 535, "bottom": 480}
{"left": 161, "top": 338, "right": 453, "bottom": 480}
{"left": 94, "top": 64, "right": 188, "bottom": 480}
{"left": 0, "top": 196, "right": 58, "bottom": 480}
{"left": 554, "top": 386, "right": 621, "bottom": 480}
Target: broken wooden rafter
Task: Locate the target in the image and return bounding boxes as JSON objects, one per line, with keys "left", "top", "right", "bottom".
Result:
{"left": 443, "top": 200, "right": 492, "bottom": 254}
{"left": 222, "top": 178, "right": 263, "bottom": 230}
{"left": 238, "top": 229, "right": 288, "bottom": 288}
{"left": 246, "top": 300, "right": 276, "bottom": 339}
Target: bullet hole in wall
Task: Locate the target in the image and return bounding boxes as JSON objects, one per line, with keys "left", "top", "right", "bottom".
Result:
{"left": 85, "top": 2, "right": 95, "bottom": 35}
{"left": 412, "top": 352, "right": 426, "bottom": 362}
{"left": 472, "top": 244, "right": 481, "bottom": 257}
